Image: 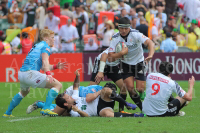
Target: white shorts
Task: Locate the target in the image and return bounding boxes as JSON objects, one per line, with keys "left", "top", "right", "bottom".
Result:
{"left": 18, "top": 70, "right": 47, "bottom": 91}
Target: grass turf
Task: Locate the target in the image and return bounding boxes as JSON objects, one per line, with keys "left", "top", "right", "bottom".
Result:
{"left": 0, "top": 81, "right": 200, "bottom": 133}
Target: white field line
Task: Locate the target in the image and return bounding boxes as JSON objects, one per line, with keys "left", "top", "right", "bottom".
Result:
{"left": 7, "top": 116, "right": 41, "bottom": 122}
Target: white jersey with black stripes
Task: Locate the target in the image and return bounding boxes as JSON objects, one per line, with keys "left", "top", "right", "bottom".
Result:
{"left": 142, "top": 73, "right": 186, "bottom": 116}
{"left": 96, "top": 48, "right": 120, "bottom": 66}
{"left": 108, "top": 28, "right": 149, "bottom": 65}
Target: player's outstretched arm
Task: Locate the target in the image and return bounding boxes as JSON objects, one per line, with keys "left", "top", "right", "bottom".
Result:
{"left": 49, "top": 62, "right": 68, "bottom": 71}
{"left": 72, "top": 105, "right": 89, "bottom": 117}
{"left": 86, "top": 90, "right": 101, "bottom": 103}
{"left": 95, "top": 53, "right": 107, "bottom": 84}
{"left": 42, "top": 53, "right": 54, "bottom": 83}
{"left": 73, "top": 69, "right": 81, "bottom": 90}
{"left": 183, "top": 76, "right": 195, "bottom": 101}
{"left": 144, "top": 39, "right": 155, "bottom": 63}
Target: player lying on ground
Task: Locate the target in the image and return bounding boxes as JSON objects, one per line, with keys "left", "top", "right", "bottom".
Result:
{"left": 3, "top": 29, "right": 67, "bottom": 117}
{"left": 108, "top": 17, "right": 155, "bottom": 112}
{"left": 142, "top": 61, "right": 195, "bottom": 117}
{"left": 89, "top": 48, "right": 128, "bottom": 112}
{"left": 27, "top": 69, "right": 137, "bottom": 116}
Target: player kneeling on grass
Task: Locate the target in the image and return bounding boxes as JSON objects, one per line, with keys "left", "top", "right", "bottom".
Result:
{"left": 89, "top": 48, "right": 129, "bottom": 112}
{"left": 142, "top": 61, "right": 195, "bottom": 117}
{"left": 3, "top": 29, "right": 67, "bottom": 117}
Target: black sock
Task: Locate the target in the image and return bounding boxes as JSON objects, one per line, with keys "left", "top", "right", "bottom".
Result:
{"left": 130, "top": 94, "right": 142, "bottom": 111}
{"left": 179, "top": 102, "right": 186, "bottom": 110}
{"left": 168, "top": 95, "right": 175, "bottom": 102}
{"left": 114, "top": 112, "right": 134, "bottom": 117}
{"left": 110, "top": 91, "right": 127, "bottom": 107}
{"left": 119, "top": 94, "right": 127, "bottom": 112}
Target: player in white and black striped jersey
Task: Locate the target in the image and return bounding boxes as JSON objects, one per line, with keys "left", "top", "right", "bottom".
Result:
{"left": 143, "top": 61, "right": 195, "bottom": 117}
{"left": 89, "top": 48, "right": 135, "bottom": 112}
{"left": 108, "top": 17, "right": 155, "bottom": 111}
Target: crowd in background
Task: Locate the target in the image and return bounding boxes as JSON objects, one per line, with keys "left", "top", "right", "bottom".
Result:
{"left": 0, "top": 0, "right": 200, "bottom": 54}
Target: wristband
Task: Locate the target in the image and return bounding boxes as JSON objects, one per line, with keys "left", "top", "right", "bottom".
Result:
{"left": 98, "top": 61, "right": 106, "bottom": 72}
{"left": 53, "top": 64, "right": 57, "bottom": 70}
{"left": 46, "top": 71, "right": 51, "bottom": 75}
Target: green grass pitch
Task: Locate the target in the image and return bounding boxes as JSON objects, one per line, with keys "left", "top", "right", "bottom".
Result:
{"left": 0, "top": 81, "right": 200, "bottom": 133}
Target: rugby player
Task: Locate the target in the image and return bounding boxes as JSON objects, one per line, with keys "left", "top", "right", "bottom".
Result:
{"left": 3, "top": 29, "right": 67, "bottom": 117}
{"left": 108, "top": 17, "right": 155, "bottom": 111}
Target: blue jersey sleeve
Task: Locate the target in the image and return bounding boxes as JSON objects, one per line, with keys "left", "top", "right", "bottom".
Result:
{"left": 79, "top": 85, "right": 103, "bottom": 97}
{"left": 41, "top": 45, "right": 51, "bottom": 56}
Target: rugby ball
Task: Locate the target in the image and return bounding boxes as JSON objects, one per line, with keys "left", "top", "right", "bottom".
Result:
{"left": 115, "top": 42, "right": 127, "bottom": 53}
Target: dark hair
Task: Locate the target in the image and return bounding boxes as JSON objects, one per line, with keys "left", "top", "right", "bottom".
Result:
{"left": 149, "top": 0, "right": 156, "bottom": 9}
{"left": 159, "top": 61, "right": 173, "bottom": 76}
{"left": 119, "top": 17, "right": 131, "bottom": 25}
{"left": 22, "top": 32, "right": 28, "bottom": 38}
{"left": 47, "top": 10, "right": 53, "bottom": 13}
{"left": 55, "top": 93, "right": 68, "bottom": 109}
{"left": 104, "top": 82, "right": 117, "bottom": 91}
{"left": 64, "top": 3, "right": 69, "bottom": 9}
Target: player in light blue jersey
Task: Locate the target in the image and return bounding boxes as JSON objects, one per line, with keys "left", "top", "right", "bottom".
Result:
{"left": 3, "top": 29, "right": 67, "bottom": 117}
{"left": 26, "top": 69, "right": 103, "bottom": 115}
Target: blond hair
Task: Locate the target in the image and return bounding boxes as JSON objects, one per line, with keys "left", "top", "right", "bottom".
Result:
{"left": 40, "top": 29, "right": 54, "bottom": 40}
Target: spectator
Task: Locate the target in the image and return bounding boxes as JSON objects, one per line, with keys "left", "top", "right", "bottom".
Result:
{"left": 160, "top": 32, "right": 177, "bottom": 53}
{"left": 37, "top": 0, "right": 46, "bottom": 7}
{"left": 80, "top": 4, "right": 89, "bottom": 37}
{"left": 23, "top": 0, "right": 37, "bottom": 27}
{"left": 183, "top": 0, "right": 200, "bottom": 22}
{"left": 101, "top": 20, "right": 115, "bottom": 50}
{"left": 10, "top": 34, "right": 21, "bottom": 54}
{"left": 179, "top": 16, "right": 189, "bottom": 35}
{"left": 149, "top": 0, "right": 158, "bottom": 17}
{"left": 59, "top": 18, "right": 79, "bottom": 52}
{"left": 61, "top": 3, "right": 74, "bottom": 19}
{"left": 114, "top": 9, "right": 128, "bottom": 29}
{"left": 156, "top": 5, "right": 167, "bottom": 27}
{"left": 136, "top": 17, "right": 148, "bottom": 36}
{"left": 171, "top": 28, "right": 185, "bottom": 46}
{"left": 72, "top": 0, "right": 84, "bottom": 11}
{"left": 109, "top": 0, "right": 120, "bottom": 15}
{"left": 132, "top": 0, "right": 147, "bottom": 15}
{"left": 128, "top": 8, "right": 137, "bottom": 21}
{"left": 14, "top": 32, "right": 33, "bottom": 54}
{"left": 8, "top": 1, "right": 23, "bottom": 24}
{"left": 47, "top": 0, "right": 60, "bottom": 17}
{"left": 131, "top": 16, "right": 137, "bottom": 29}
{"left": 185, "top": 27, "right": 198, "bottom": 51}
{"left": 97, "top": 15, "right": 108, "bottom": 40}
{"left": 136, "top": 11, "right": 144, "bottom": 27}
{"left": 0, "top": 1, "right": 8, "bottom": 19}
{"left": 36, "top": 3, "right": 45, "bottom": 29}
{"left": 165, "top": 0, "right": 176, "bottom": 16}
{"left": 166, "top": 16, "right": 176, "bottom": 32}
{"left": 74, "top": 5, "right": 84, "bottom": 40}
{"left": 44, "top": 10, "right": 60, "bottom": 34}
{"left": 90, "top": 0, "right": 107, "bottom": 14}
{"left": 84, "top": 38, "right": 98, "bottom": 51}
{"left": 191, "top": 19, "right": 200, "bottom": 38}
{"left": 118, "top": 0, "right": 131, "bottom": 14}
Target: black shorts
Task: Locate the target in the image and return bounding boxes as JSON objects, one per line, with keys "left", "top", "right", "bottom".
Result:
{"left": 120, "top": 61, "right": 146, "bottom": 81}
{"left": 148, "top": 99, "right": 181, "bottom": 117}
{"left": 90, "top": 59, "right": 122, "bottom": 83}
{"left": 97, "top": 97, "right": 115, "bottom": 116}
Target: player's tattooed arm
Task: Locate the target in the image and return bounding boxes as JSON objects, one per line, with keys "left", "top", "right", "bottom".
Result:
{"left": 73, "top": 68, "right": 81, "bottom": 90}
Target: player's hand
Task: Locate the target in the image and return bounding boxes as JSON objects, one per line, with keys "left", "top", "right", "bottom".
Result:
{"left": 47, "top": 75, "right": 55, "bottom": 83}
{"left": 74, "top": 68, "right": 81, "bottom": 76}
{"left": 95, "top": 72, "right": 104, "bottom": 84}
{"left": 120, "top": 46, "right": 128, "bottom": 56}
{"left": 72, "top": 105, "right": 79, "bottom": 112}
{"left": 144, "top": 56, "right": 152, "bottom": 64}
{"left": 57, "top": 62, "right": 68, "bottom": 70}
{"left": 189, "top": 76, "right": 195, "bottom": 86}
